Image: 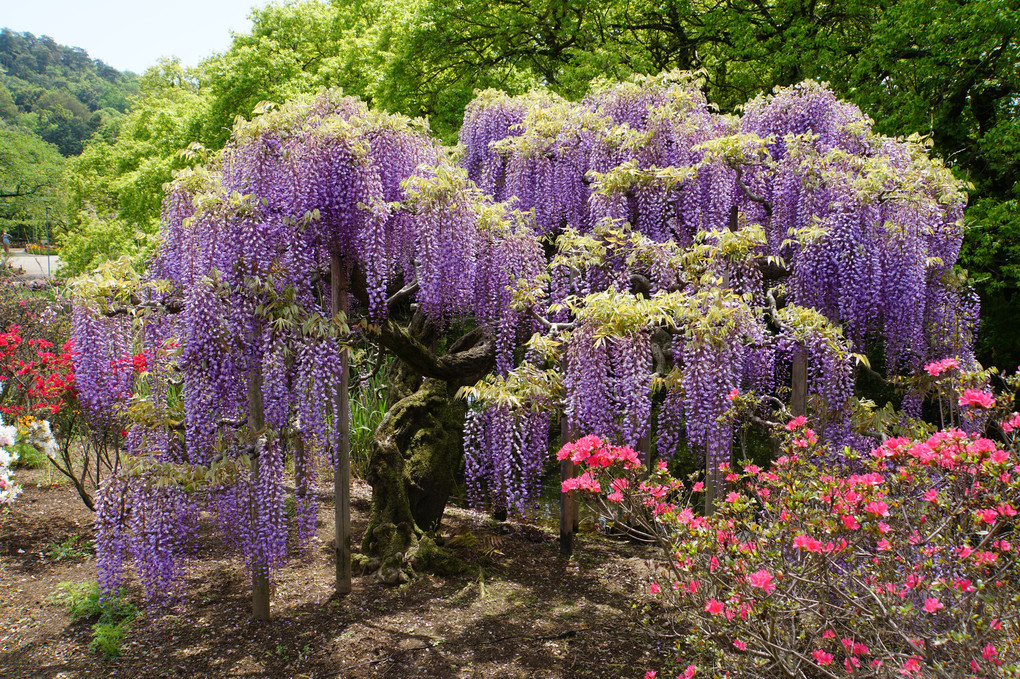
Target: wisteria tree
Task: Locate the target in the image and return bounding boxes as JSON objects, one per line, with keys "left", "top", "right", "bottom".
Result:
{"left": 71, "top": 72, "right": 976, "bottom": 619}
{"left": 71, "top": 92, "right": 539, "bottom": 615}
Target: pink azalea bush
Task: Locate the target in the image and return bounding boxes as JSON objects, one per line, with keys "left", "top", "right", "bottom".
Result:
{"left": 562, "top": 425, "right": 1020, "bottom": 678}
{"left": 919, "top": 356, "right": 1003, "bottom": 433}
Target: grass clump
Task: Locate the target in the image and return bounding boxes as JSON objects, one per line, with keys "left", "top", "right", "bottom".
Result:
{"left": 46, "top": 534, "right": 92, "bottom": 561}
{"left": 9, "top": 440, "right": 47, "bottom": 469}
{"left": 46, "top": 581, "right": 137, "bottom": 657}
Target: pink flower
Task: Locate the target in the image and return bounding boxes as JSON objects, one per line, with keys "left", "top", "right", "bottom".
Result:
{"left": 561, "top": 472, "right": 600, "bottom": 493}
{"left": 704, "top": 599, "right": 724, "bottom": 615}
{"left": 960, "top": 389, "right": 995, "bottom": 409}
{"left": 978, "top": 508, "right": 998, "bottom": 524}
{"left": 982, "top": 643, "right": 998, "bottom": 661}
{"left": 649, "top": 582, "right": 661, "bottom": 594}
{"left": 644, "top": 672, "right": 657, "bottom": 679}
{"left": 793, "top": 534, "right": 822, "bottom": 552}
{"left": 865, "top": 500, "right": 889, "bottom": 517}
{"left": 725, "top": 492, "right": 740, "bottom": 503}
{"left": 733, "top": 639, "right": 747, "bottom": 651}
{"left": 924, "top": 358, "right": 958, "bottom": 376}
{"left": 727, "top": 388, "right": 740, "bottom": 402}
{"left": 989, "top": 449, "right": 1009, "bottom": 464}
{"left": 812, "top": 649, "right": 834, "bottom": 666}
{"left": 682, "top": 666, "right": 696, "bottom": 679}
{"left": 899, "top": 657, "right": 922, "bottom": 676}
{"left": 785, "top": 415, "right": 808, "bottom": 431}
{"left": 955, "top": 578, "right": 975, "bottom": 592}
{"left": 556, "top": 435, "right": 605, "bottom": 463}
{"left": 923, "top": 489, "right": 938, "bottom": 502}
{"left": 922, "top": 598, "right": 944, "bottom": 613}
{"left": 747, "top": 569, "right": 776, "bottom": 594}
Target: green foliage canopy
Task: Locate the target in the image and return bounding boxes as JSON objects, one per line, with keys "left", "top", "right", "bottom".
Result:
{"left": 0, "top": 126, "right": 64, "bottom": 237}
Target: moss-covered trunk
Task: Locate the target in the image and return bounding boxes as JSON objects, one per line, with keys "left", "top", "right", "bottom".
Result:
{"left": 356, "top": 309, "right": 493, "bottom": 583}
{"left": 357, "top": 377, "right": 466, "bottom": 582}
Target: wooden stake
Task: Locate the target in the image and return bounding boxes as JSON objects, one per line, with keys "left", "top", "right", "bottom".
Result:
{"left": 705, "top": 453, "right": 721, "bottom": 517}
{"left": 247, "top": 368, "right": 270, "bottom": 621}
{"left": 332, "top": 254, "right": 352, "bottom": 595}
{"left": 560, "top": 457, "right": 575, "bottom": 556}
{"left": 559, "top": 410, "right": 575, "bottom": 556}
{"left": 792, "top": 351, "right": 808, "bottom": 417}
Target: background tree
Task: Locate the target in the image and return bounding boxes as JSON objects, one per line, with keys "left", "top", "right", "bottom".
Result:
{"left": 59, "top": 59, "right": 208, "bottom": 276}
{"left": 0, "top": 126, "right": 64, "bottom": 238}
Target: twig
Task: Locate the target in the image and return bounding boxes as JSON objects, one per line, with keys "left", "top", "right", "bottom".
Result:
{"left": 528, "top": 307, "right": 575, "bottom": 334}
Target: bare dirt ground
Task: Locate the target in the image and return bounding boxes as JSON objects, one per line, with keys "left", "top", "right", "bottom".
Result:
{"left": 1, "top": 469, "right": 669, "bottom": 679}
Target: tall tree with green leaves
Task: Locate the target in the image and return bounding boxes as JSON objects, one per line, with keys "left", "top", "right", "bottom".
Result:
{"left": 0, "top": 126, "right": 64, "bottom": 237}
{"left": 203, "top": 0, "right": 417, "bottom": 144}
{"left": 60, "top": 60, "right": 209, "bottom": 275}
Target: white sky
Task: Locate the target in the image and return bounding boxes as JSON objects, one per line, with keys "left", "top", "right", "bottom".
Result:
{"left": 2, "top": 0, "right": 263, "bottom": 74}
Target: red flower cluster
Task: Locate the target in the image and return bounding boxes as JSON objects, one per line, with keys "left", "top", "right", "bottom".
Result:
{"left": 556, "top": 434, "right": 641, "bottom": 469}
{"left": 0, "top": 325, "right": 76, "bottom": 417}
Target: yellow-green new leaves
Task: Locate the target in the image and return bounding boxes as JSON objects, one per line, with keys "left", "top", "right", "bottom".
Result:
{"left": 588, "top": 161, "right": 696, "bottom": 197}
{"left": 567, "top": 286, "right": 759, "bottom": 348}
{"left": 64, "top": 257, "right": 163, "bottom": 316}
{"left": 119, "top": 452, "right": 253, "bottom": 492}
{"left": 457, "top": 359, "right": 562, "bottom": 411}
{"left": 694, "top": 133, "right": 773, "bottom": 168}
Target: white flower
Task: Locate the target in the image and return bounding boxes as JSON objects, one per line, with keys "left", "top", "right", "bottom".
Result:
{"left": 0, "top": 483, "right": 21, "bottom": 506}
{"left": 0, "top": 424, "right": 16, "bottom": 447}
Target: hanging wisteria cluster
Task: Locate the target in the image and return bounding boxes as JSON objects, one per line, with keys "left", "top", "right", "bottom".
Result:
{"left": 459, "top": 72, "right": 974, "bottom": 508}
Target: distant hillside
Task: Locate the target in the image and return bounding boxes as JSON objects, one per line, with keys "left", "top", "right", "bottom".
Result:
{"left": 0, "top": 28, "right": 139, "bottom": 155}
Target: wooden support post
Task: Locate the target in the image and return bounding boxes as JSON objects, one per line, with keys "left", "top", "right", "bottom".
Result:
{"left": 332, "top": 254, "right": 352, "bottom": 595}
{"left": 559, "top": 410, "right": 575, "bottom": 556}
{"left": 247, "top": 368, "right": 270, "bottom": 621}
{"left": 571, "top": 474, "right": 580, "bottom": 534}
{"left": 637, "top": 435, "right": 652, "bottom": 504}
{"left": 705, "top": 447, "right": 722, "bottom": 517}
{"left": 560, "top": 456, "right": 575, "bottom": 556}
{"left": 637, "top": 434, "right": 651, "bottom": 466}
{"left": 792, "top": 351, "right": 808, "bottom": 417}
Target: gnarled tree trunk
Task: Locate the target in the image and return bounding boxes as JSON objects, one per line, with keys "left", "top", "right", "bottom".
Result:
{"left": 356, "top": 311, "right": 493, "bottom": 583}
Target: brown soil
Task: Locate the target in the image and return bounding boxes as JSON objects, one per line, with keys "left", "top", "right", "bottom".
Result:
{"left": 1, "top": 469, "right": 667, "bottom": 679}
